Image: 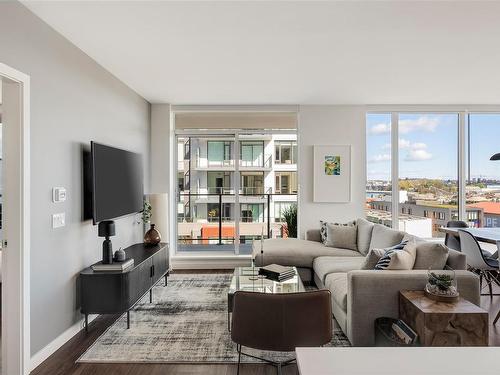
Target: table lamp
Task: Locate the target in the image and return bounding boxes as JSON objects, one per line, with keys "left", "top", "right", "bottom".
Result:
{"left": 98, "top": 220, "right": 115, "bottom": 264}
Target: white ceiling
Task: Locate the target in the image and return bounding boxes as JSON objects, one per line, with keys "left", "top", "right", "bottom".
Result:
{"left": 22, "top": 1, "right": 500, "bottom": 105}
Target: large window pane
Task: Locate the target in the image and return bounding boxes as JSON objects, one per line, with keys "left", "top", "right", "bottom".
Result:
{"left": 366, "top": 114, "right": 392, "bottom": 227}
{"left": 467, "top": 114, "right": 500, "bottom": 229}
{"left": 398, "top": 114, "right": 458, "bottom": 238}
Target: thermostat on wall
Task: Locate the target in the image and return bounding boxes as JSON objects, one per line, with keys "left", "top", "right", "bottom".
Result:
{"left": 52, "top": 187, "right": 67, "bottom": 203}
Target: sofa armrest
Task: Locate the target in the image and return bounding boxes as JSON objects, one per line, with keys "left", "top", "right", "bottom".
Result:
{"left": 446, "top": 248, "right": 467, "bottom": 270}
{"left": 305, "top": 229, "right": 321, "bottom": 242}
{"left": 346, "top": 270, "right": 479, "bottom": 346}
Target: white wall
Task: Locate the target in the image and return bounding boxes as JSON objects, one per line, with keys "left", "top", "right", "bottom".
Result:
{"left": 298, "top": 105, "right": 366, "bottom": 238}
{"left": 150, "top": 104, "right": 171, "bottom": 193}
{"left": 0, "top": 2, "right": 150, "bottom": 356}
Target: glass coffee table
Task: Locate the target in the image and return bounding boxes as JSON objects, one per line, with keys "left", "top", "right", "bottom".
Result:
{"left": 227, "top": 266, "right": 306, "bottom": 331}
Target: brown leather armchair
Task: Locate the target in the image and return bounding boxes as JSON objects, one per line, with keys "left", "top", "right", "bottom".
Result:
{"left": 231, "top": 289, "right": 332, "bottom": 374}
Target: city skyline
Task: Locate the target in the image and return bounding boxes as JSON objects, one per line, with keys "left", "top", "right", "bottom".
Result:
{"left": 367, "top": 113, "right": 500, "bottom": 182}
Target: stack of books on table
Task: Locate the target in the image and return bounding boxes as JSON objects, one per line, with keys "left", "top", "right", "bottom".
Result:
{"left": 92, "top": 258, "right": 134, "bottom": 272}
{"left": 258, "top": 264, "right": 295, "bottom": 282}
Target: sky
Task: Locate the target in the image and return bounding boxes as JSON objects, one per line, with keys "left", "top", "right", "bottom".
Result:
{"left": 366, "top": 113, "right": 500, "bottom": 181}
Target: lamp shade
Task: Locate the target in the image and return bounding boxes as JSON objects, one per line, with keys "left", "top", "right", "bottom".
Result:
{"left": 148, "top": 193, "right": 168, "bottom": 243}
{"left": 490, "top": 153, "right": 500, "bottom": 161}
{"left": 98, "top": 220, "right": 115, "bottom": 237}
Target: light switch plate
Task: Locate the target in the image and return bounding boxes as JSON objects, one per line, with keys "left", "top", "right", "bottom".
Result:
{"left": 52, "top": 187, "right": 67, "bottom": 203}
{"left": 52, "top": 213, "right": 65, "bottom": 228}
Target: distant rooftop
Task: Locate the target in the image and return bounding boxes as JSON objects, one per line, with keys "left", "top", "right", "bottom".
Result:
{"left": 469, "top": 202, "right": 500, "bottom": 215}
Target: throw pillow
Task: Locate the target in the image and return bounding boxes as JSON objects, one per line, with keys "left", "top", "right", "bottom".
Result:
{"left": 369, "top": 224, "right": 405, "bottom": 251}
{"left": 325, "top": 222, "right": 358, "bottom": 251}
{"left": 360, "top": 248, "right": 386, "bottom": 270}
{"left": 374, "top": 240, "right": 417, "bottom": 270}
{"left": 320, "top": 220, "right": 328, "bottom": 245}
{"left": 320, "top": 220, "right": 355, "bottom": 246}
{"left": 356, "top": 218, "right": 375, "bottom": 256}
{"left": 413, "top": 242, "right": 449, "bottom": 270}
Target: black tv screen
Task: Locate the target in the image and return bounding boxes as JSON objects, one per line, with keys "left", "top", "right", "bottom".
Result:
{"left": 91, "top": 142, "right": 143, "bottom": 223}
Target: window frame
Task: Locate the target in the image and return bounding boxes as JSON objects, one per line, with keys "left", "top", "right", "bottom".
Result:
{"left": 366, "top": 109, "right": 500, "bottom": 234}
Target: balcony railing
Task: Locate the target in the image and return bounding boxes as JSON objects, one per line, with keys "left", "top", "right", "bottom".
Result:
{"left": 239, "top": 154, "right": 272, "bottom": 168}
{"left": 177, "top": 192, "right": 297, "bottom": 245}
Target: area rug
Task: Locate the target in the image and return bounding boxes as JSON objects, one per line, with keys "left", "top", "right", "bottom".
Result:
{"left": 78, "top": 273, "right": 350, "bottom": 364}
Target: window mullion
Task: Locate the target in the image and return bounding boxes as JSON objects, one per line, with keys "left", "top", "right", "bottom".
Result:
{"left": 391, "top": 112, "right": 399, "bottom": 230}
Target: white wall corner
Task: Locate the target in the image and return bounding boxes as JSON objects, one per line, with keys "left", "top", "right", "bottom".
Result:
{"left": 30, "top": 315, "right": 98, "bottom": 371}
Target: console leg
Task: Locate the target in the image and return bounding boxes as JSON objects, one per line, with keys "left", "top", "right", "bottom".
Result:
{"left": 150, "top": 289, "right": 153, "bottom": 303}
{"left": 127, "top": 310, "right": 130, "bottom": 329}
{"left": 165, "top": 274, "right": 168, "bottom": 287}
{"left": 85, "top": 314, "right": 88, "bottom": 333}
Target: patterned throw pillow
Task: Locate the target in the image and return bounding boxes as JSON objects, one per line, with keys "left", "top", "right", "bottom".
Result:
{"left": 320, "top": 221, "right": 328, "bottom": 244}
{"left": 374, "top": 240, "right": 417, "bottom": 270}
{"left": 320, "top": 220, "right": 356, "bottom": 246}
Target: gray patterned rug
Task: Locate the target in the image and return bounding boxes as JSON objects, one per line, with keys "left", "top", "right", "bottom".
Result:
{"left": 78, "top": 273, "right": 350, "bottom": 364}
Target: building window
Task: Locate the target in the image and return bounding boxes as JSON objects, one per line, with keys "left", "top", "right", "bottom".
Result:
{"left": 207, "top": 141, "right": 233, "bottom": 166}
{"left": 240, "top": 141, "right": 264, "bottom": 167}
{"left": 423, "top": 210, "right": 428, "bottom": 218}
{"left": 437, "top": 212, "right": 445, "bottom": 220}
{"left": 207, "top": 171, "right": 232, "bottom": 194}
{"left": 276, "top": 172, "right": 298, "bottom": 194}
{"left": 274, "top": 202, "right": 292, "bottom": 223}
{"left": 241, "top": 204, "right": 264, "bottom": 223}
{"left": 275, "top": 141, "right": 297, "bottom": 164}
{"left": 241, "top": 172, "right": 264, "bottom": 195}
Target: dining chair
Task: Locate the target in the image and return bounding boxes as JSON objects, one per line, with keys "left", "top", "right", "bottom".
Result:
{"left": 445, "top": 220, "right": 468, "bottom": 252}
{"left": 459, "top": 230, "right": 500, "bottom": 299}
{"left": 230, "top": 289, "right": 332, "bottom": 375}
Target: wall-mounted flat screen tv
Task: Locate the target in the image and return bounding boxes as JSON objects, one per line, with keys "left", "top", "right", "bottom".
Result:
{"left": 91, "top": 142, "right": 143, "bottom": 224}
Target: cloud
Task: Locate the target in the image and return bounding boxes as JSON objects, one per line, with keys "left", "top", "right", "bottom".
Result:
{"left": 404, "top": 149, "right": 433, "bottom": 161}
{"left": 399, "top": 138, "right": 427, "bottom": 150}
{"left": 399, "top": 117, "right": 439, "bottom": 134}
{"left": 368, "top": 154, "right": 391, "bottom": 163}
{"left": 368, "top": 123, "right": 390, "bottom": 135}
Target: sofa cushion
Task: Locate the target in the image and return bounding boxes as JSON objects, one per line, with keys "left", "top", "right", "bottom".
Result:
{"left": 252, "top": 238, "right": 362, "bottom": 269}
{"left": 374, "top": 240, "right": 417, "bottom": 270}
{"left": 325, "top": 222, "right": 358, "bottom": 251}
{"left": 313, "top": 256, "right": 365, "bottom": 284}
{"left": 320, "top": 220, "right": 356, "bottom": 245}
{"left": 325, "top": 273, "right": 348, "bottom": 311}
{"left": 413, "top": 242, "right": 449, "bottom": 270}
{"left": 356, "top": 218, "right": 375, "bottom": 256}
{"left": 360, "top": 248, "right": 386, "bottom": 270}
{"left": 369, "top": 224, "right": 405, "bottom": 250}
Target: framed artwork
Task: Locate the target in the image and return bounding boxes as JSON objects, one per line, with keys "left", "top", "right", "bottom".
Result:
{"left": 313, "top": 145, "right": 351, "bottom": 202}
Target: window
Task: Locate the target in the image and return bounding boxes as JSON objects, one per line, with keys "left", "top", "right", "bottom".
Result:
{"left": 466, "top": 113, "right": 500, "bottom": 228}
{"left": 274, "top": 202, "right": 292, "bottom": 222}
{"left": 207, "top": 141, "right": 233, "bottom": 166}
{"left": 366, "top": 113, "right": 392, "bottom": 226}
{"left": 275, "top": 172, "right": 298, "bottom": 194}
{"left": 207, "top": 171, "right": 232, "bottom": 194}
{"left": 241, "top": 172, "right": 264, "bottom": 195}
{"left": 207, "top": 203, "right": 232, "bottom": 222}
{"left": 423, "top": 210, "right": 429, "bottom": 218}
{"left": 275, "top": 141, "right": 297, "bottom": 164}
{"left": 398, "top": 113, "right": 458, "bottom": 238}
{"left": 241, "top": 204, "right": 264, "bottom": 223}
{"left": 240, "top": 141, "right": 264, "bottom": 167}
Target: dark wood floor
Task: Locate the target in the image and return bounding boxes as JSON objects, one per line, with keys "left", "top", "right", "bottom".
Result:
{"left": 30, "top": 270, "right": 500, "bottom": 375}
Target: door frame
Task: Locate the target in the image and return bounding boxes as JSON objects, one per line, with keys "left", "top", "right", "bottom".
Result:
{"left": 0, "top": 62, "right": 31, "bottom": 375}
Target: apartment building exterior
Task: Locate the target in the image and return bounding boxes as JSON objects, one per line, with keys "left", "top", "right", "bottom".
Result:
{"left": 176, "top": 133, "right": 297, "bottom": 250}
{"left": 368, "top": 200, "right": 483, "bottom": 237}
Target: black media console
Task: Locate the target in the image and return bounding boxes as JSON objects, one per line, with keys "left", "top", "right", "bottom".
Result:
{"left": 80, "top": 242, "right": 169, "bottom": 332}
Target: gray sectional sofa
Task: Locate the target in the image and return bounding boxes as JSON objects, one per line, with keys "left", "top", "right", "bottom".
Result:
{"left": 253, "top": 218, "right": 480, "bottom": 346}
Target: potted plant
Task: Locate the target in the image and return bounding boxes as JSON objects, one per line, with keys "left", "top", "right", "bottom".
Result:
{"left": 282, "top": 204, "right": 297, "bottom": 238}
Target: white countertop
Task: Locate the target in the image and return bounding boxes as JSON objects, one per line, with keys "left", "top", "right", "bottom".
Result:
{"left": 296, "top": 347, "right": 500, "bottom": 375}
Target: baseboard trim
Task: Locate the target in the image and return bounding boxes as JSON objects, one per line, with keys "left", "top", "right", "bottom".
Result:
{"left": 171, "top": 255, "right": 252, "bottom": 269}
{"left": 30, "top": 314, "right": 98, "bottom": 371}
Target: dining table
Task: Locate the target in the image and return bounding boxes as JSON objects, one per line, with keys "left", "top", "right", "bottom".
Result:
{"left": 438, "top": 226, "right": 500, "bottom": 257}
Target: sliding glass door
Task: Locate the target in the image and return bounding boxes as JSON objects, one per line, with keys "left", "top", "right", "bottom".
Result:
{"left": 176, "top": 131, "right": 297, "bottom": 255}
